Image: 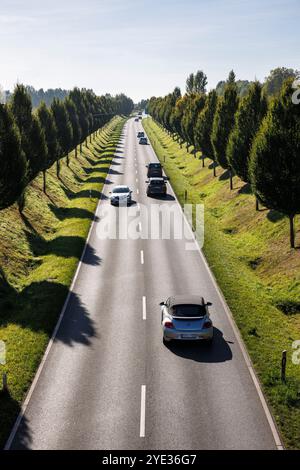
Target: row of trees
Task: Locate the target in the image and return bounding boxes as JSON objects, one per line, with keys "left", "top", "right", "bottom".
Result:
{"left": 147, "top": 69, "right": 300, "bottom": 248}
{"left": 0, "top": 86, "right": 133, "bottom": 212}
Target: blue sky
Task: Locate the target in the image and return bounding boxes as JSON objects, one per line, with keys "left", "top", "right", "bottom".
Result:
{"left": 0, "top": 0, "right": 299, "bottom": 102}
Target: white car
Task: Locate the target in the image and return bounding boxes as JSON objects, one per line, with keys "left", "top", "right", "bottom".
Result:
{"left": 160, "top": 294, "right": 213, "bottom": 344}
{"left": 109, "top": 185, "right": 133, "bottom": 206}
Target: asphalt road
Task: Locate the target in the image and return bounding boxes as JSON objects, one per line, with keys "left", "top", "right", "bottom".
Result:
{"left": 7, "top": 117, "right": 280, "bottom": 450}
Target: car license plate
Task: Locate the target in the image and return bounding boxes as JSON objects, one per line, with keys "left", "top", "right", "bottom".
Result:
{"left": 181, "top": 334, "right": 197, "bottom": 339}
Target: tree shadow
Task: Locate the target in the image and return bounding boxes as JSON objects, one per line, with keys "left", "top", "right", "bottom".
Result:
{"left": 0, "top": 280, "right": 97, "bottom": 344}
{"left": 113, "top": 154, "right": 125, "bottom": 159}
{"left": 0, "top": 389, "right": 31, "bottom": 450}
{"left": 165, "top": 327, "right": 233, "bottom": 363}
{"left": 267, "top": 210, "right": 285, "bottom": 223}
{"left": 108, "top": 168, "right": 123, "bottom": 175}
{"left": 48, "top": 204, "right": 99, "bottom": 222}
{"left": 238, "top": 182, "right": 252, "bottom": 194}
{"left": 0, "top": 283, "right": 97, "bottom": 449}
{"left": 208, "top": 161, "right": 218, "bottom": 170}
{"left": 218, "top": 169, "right": 230, "bottom": 181}
{"left": 25, "top": 231, "right": 102, "bottom": 266}
{"left": 84, "top": 176, "right": 113, "bottom": 185}
{"left": 61, "top": 186, "right": 108, "bottom": 200}
{"left": 85, "top": 156, "right": 100, "bottom": 166}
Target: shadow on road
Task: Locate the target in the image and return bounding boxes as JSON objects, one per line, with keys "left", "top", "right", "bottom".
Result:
{"left": 165, "top": 327, "right": 233, "bottom": 363}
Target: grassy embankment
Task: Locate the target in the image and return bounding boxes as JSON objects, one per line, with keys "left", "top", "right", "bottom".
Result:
{"left": 0, "top": 116, "right": 125, "bottom": 447}
{"left": 143, "top": 117, "right": 300, "bottom": 449}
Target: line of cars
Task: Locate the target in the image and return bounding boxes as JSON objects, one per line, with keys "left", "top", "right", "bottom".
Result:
{"left": 109, "top": 121, "right": 214, "bottom": 345}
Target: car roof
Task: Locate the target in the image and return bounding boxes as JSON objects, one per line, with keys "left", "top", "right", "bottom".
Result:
{"left": 168, "top": 295, "right": 205, "bottom": 307}
{"left": 113, "top": 185, "right": 130, "bottom": 190}
{"left": 148, "top": 162, "right": 161, "bottom": 166}
{"left": 149, "top": 177, "right": 164, "bottom": 181}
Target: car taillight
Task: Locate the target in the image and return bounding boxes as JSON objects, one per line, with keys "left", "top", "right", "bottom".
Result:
{"left": 203, "top": 320, "right": 212, "bottom": 329}
{"left": 164, "top": 321, "right": 174, "bottom": 329}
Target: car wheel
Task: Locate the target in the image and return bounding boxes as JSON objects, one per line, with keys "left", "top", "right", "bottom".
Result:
{"left": 163, "top": 336, "right": 171, "bottom": 345}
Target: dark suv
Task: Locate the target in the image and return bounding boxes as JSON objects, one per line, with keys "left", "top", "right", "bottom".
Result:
{"left": 137, "top": 131, "right": 144, "bottom": 138}
{"left": 146, "top": 177, "right": 167, "bottom": 197}
{"left": 146, "top": 162, "right": 163, "bottom": 178}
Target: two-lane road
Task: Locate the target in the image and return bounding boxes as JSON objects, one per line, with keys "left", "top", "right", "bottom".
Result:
{"left": 7, "top": 117, "right": 281, "bottom": 450}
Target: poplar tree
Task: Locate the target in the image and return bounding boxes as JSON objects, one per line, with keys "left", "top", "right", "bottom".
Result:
{"left": 0, "top": 104, "right": 26, "bottom": 209}
{"left": 37, "top": 102, "right": 60, "bottom": 192}
{"left": 195, "top": 90, "right": 218, "bottom": 171}
{"left": 250, "top": 79, "right": 300, "bottom": 248}
{"left": 211, "top": 72, "right": 239, "bottom": 186}
{"left": 227, "top": 81, "right": 267, "bottom": 192}
{"left": 51, "top": 98, "right": 73, "bottom": 172}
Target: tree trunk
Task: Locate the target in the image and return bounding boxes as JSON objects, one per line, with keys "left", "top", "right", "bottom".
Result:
{"left": 289, "top": 214, "right": 295, "bottom": 249}
{"left": 18, "top": 191, "right": 25, "bottom": 214}
{"left": 56, "top": 160, "right": 60, "bottom": 178}
{"left": 90, "top": 134, "right": 92, "bottom": 144}
{"left": 80, "top": 142, "right": 82, "bottom": 153}
{"left": 85, "top": 138, "right": 88, "bottom": 148}
{"left": 213, "top": 161, "right": 216, "bottom": 177}
{"left": 202, "top": 156, "right": 205, "bottom": 168}
{"left": 255, "top": 198, "right": 259, "bottom": 211}
{"left": 75, "top": 146, "right": 78, "bottom": 158}
{"left": 66, "top": 153, "right": 69, "bottom": 167}
{"left": 229, "top": 169, "right": 233, "bottom": 190}
{"left": 43, "top": 170, "right": 47, "bottom": 194}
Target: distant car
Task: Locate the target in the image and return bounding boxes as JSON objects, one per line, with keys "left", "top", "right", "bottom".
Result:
{"left": 146, "top": 162, "right": 163, "bottom": 178}
{"left": 146, "top": 177, "right": 167, "bottom": 197}
{"left": 134, "top": 118, "right": 139, "bottom": 122}
{"left": 160, "top": 294, "right": 213, "bottom": 344}
{"left": 109, "top": 185, "right": 132, "bottom": 206}
{"left": 139, "top": 137, "right": 148, "bottom": 145}
{"left": 137, "top": 131, "right": 145, "bottom": 138}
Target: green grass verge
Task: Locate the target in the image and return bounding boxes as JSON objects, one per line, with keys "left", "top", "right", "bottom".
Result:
{"left": 0, "top": 116, "right": 126, "bottom": 447}
{"left": 143, "top": 117, "right": 300, "bottom": 449}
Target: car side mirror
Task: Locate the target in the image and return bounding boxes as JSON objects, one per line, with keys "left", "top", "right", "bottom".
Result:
{"left": 159, "top": 301, "right": 165, "bottom": 306}
{"left": 145, "top": 180, "right": 149, "bottom": 183}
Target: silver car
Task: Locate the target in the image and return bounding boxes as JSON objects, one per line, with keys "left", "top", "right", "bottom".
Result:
{"left": 160, "top": 294, "right": 213, "bottom": 344}
{"left": 109, "top": 185, "right": 132, "bottom": 206}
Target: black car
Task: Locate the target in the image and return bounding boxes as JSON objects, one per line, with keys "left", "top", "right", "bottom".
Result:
{"left": 146, "top": 162, "right": 163, "bottom": 178}
{"left": 137, "top": 131, "right": 145, "bottom": 138}
{"left": 146, "top": 177, "right": 167, "bottom": 197}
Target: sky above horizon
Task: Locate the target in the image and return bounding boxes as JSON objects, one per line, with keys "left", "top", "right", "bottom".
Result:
{"left": 0, "top": 0, "right": 299, "bottom": 102}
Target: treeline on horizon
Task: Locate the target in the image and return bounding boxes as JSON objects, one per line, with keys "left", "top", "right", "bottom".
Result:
{"left": 146, "top": 67, "right": 300, "bottom": 248}
{"left": 0, "top": 85, "right": 133, "bottom": 212}
{"left": 4, "top": 86, "right": 70, "bottom": 108}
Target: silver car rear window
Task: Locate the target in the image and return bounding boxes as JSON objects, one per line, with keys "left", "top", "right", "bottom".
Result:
{"left": 172, "top": 304, "right": 206, "bottom": 317}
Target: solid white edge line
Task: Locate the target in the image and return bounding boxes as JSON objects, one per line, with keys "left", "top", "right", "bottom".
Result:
{"left": 140, "top": 250, "right": 144, "bottom": 265}
{"left": 140, "top": 385, "right": 146, "bottom": 438}
{"left": 4, "top": 123, "right": 125, "bottom": 451}
{"left": 143, "top": 120, "right": 284, "bottom": 451}
{"left": 142, "top": 296, "right": 147, "bottom": 320}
